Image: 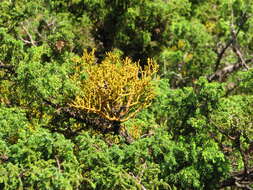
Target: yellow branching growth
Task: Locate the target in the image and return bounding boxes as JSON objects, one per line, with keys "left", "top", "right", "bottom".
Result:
{"left": 70, "top": 50, "right": 158, "bottom": 122}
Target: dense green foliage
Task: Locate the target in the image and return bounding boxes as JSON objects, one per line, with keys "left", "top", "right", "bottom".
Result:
{"left": 1, "top": 0, "right": 253, "bottom": 189}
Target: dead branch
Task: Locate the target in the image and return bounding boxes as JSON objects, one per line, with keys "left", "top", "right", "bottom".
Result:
{"left": 214, "top": 12, "right": 248, "bottom": 71}
{"left": 209, "top": 12, "right": 252, "bottom": 82}
{"left": 215, "top": 38, "right": 237, "bottom": 72}
{"left": 19, "top": 22, "right": 37, "bottom": 46}
{"left": 128, "top": 172, "right": 147, "bottom": 190}
{"left": 209, "top": 120, "right": 237, "bottom": 140}
{"left": 42, "top": 98, "right": 134, "bottom": 144}
{"left": 219, "top": 168, "right": 253, "bottom": 189}
{"left": 208, "top": 57, "right": 253, "bottom": 82}
{"left": 55, "top": 156, "right": 62, "bottom": 172}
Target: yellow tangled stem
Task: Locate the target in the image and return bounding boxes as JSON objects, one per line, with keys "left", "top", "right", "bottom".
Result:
{"left": 70, "top": 50, "right": 159, "bottom": 123}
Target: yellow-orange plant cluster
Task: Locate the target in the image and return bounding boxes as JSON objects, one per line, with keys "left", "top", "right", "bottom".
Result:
{"left": 70, "top": 50, "right": 158, "bottom": 122}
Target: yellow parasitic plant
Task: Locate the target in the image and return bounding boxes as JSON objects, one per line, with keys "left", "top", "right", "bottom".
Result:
{"left": 70, "top": 49, "right": 158, "bottom": 123}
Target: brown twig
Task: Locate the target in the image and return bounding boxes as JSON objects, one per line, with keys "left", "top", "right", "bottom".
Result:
{"left": 42, "top": 97, "right": 134, "bottom": 143}
{"left": 19, "top": 22, "right": 37, "bottom": 46}
{"left": 209, "top": 120, "right": 237, "bottom": 140}
{"left": 55, "top": 156, "right": 62, "bottom": 172}
{"left": 128, "top": 172, "right": 147, "bottom": 190}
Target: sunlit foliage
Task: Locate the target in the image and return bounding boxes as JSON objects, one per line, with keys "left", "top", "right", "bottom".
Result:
{"left": 71, "top": 50, "right": 159, "bottom": 122}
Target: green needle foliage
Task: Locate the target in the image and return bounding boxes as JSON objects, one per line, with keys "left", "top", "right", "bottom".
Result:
{"left": 1, "top": 0, "right": 253, "bottom": 189}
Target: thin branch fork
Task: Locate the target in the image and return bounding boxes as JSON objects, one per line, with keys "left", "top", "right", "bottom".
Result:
{"left": 230, "top": 18, "right": 249, "bottom": 71}
{"left": 210, "top": 12, "right": 251, "bottom": 82}
{"left": 220, "top": 135, "right": 253, "bottom": 189}
{"left": 215, "top": 37, "right": 237, "bottom": 71}
{"left": 219, "top": 167, "right": 253, "bottom": 189}
{"left": 207, "top": 57, "right": 253, "bottom": 82}
{"left": 128, "top": 171, "right": 147, "bottom": 190}
{"left": 209, "top": 120, "right": 237, "bottom": 140}
{"left": 43, "top": 98, "right": 134, "bottom": 144}
{"left": 210, "top": 120, "right": 253, "bottom": 189}
{"left": 218, "top": 134, "right": 253, "bottom": 189}
{"left": 55, "top": 155, "right": 62, "bottom": 172}
{"left": 19, "top": 22, "right": 37, "bottom": 46}
{"left": 214, "top": 12, "right": 249, "bottom": 71}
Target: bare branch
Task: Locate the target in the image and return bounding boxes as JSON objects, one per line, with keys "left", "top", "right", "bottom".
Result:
{"left": 42, "top": 97, "right": 134, "bottom": 143}
{"left": 128, "top": 172, "right": 147, "bottom": 190}
{"left": 208, "top": 58, "right": 253, "bottom": 82}
{"left": 215, "top": 38, "right": 236, "bottom": 71}
{"left": 219, "top": 167, "right": 253, "bottom": 189}
{"left": 20, "top": 22, "right": 37, "bottom": 46}
{"left": 55, "top": 156, "right": 62, "bottom": 172}
{"left": 209, "top": 120, "right": 237, "bottom": 140}
{"left": 214, "top": 12, "right": 249, "bottom": 71}
{"left": 232, "top": 45, "right": 249, "bottom": 70}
